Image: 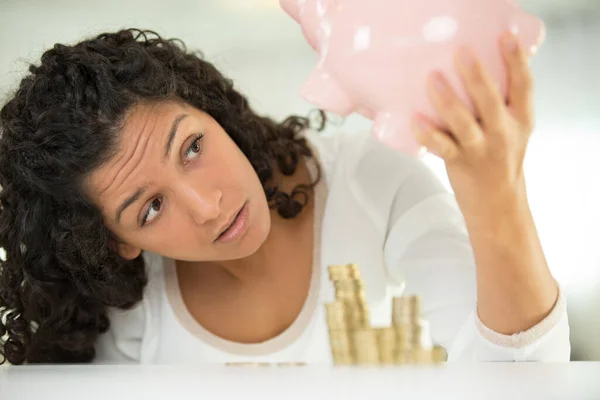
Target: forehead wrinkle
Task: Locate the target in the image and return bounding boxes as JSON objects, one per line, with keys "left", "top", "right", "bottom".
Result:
{"left": 96, "top": 106, "right": 159, "bottom": 201}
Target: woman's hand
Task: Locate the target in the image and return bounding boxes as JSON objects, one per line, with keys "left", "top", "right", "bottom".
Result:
{"left": 412, "top": 31, "right": 532, "bottom": 227}
{"left": 412, "top": 32, "right": 559, "bottom": 335}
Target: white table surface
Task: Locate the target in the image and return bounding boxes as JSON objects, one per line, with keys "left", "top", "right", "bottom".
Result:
{"left": 2, "top": 362, "right": 600, "bottom": 400}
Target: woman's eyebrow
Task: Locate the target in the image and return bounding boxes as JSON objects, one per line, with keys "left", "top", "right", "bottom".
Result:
{"left": 115, "top": 186, "right": 147, "bottom": 224}
{"left": 163, "top": 113, "right": 189, "bottom": 161}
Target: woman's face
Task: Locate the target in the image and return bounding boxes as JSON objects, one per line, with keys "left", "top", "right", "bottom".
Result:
{"left": 85, "top": 101, "right": 271, "bottom": 261}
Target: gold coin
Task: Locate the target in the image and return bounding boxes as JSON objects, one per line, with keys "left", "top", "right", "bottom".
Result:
{"left": 225, "top": 362, "right": 271, "bottom": 367}
{"left": 326, "top": 303, "right": 345, "bottom": 315}
{"left": 325, "top": 302, "right": 347, "bottom": 329}
{"left": 375, "top": 327, "right": 395, "bottom": 338}
{"left": 276, "top": 362, "right": 307, "bottom": 367}
{"left": 328, "top": 330, "right": 352, "bottom": 351}
{"left": 391, "top": 296, "right": 421, "bottom": 322}
{"left": 328, "top": 329, "right": 354, "bottom": 365}
{"left": 325, "top": 302, "right": 345, "bottom": 317}
{"left": 431, "top": 345, "right": 447, "bottom": 363}
{"left": 410, "top": 325, "right": 423, "bottom": 347}
{"left": 413, "top": 347, "right": 430, "bottom": 364}
{"left": 394, "top": 325, "right": 408, "bottom": 338}
{"left": 375, "top": 327, "right": 396, "bottom": 365}
{"left": 328, "top": 264, "right": 359, "bottom": 273}
{"left": 328, "top": 264, "right": 361, "bottom": 280}
{"left": 329, "top": 263, "right": 358, "bottom": 269}
{"left": 336, "top": 292, "right": 366, "bottom": 302}
{"left": 346, "top": 321, "right": 370, "bottom": 330}
{"left": 352, "top": 328, "right": 379, "bottom": 365}
{"left": 343, "top": 300, "right": 368, "bottom": 311}
{"left": 333, "top": 279, "right": 364, "bottom": 289}
{"left": 334, "top": 288, "right": 365, "bottom": 295}
{"left": 394, "top": 350, "right": 413, "bottom": 365}
{"left": 344, "top": 308, "right": 370, "bottom": 329}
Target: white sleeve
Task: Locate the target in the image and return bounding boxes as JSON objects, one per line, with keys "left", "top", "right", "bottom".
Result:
{"left": 383, "top": 161, "right": 571, "bottom": 362}
{"left": 93, "top": 305, "right": 145, "bottom": 364}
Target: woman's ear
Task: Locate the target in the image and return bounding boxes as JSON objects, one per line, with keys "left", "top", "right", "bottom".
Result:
{"left": 108, "top": 234, "right": 142, "bottom": 260}
{"left": 115, "top": 242, "right": 142, "bottom": 260}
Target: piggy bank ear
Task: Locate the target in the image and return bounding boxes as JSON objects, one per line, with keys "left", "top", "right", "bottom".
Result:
{"left": 280, "top": 0, "right": 301, "bottom": 22}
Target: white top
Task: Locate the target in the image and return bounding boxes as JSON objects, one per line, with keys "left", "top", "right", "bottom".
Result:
{"left": 94, "top": 130, "right": 570, "bottom": 364}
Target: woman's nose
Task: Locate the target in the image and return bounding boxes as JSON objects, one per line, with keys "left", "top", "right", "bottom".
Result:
{"left": 179, "top": 184, "right": 222, "bottom": 225}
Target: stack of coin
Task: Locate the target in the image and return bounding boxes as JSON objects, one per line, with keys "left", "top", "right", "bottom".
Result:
{"left": 328, "top": 263, "right": 361, "bottom": 281}
{"left": 392, "top": 296, "right": 423, "bottom": 364}
{"left": 326, "top": 264, "right": 378, "bottom": 365}
{"left": 375, "top": 327, "right": 396, "bottom": 365}
{"left": 333, "top": 279, "right": 369, "bottom": 329}
{"left": 352, "top": 328, "right": 379, "bottom": 364}
{"left": 325, "top": 264, "right": 447, "bottom": 366}
{"left": 325, "top": 301, "right": 353, "bottom": 365}
{"left": 392, "top": 295, "right": 421, "bottom": 326}
{"left": 328, "top": 264, "right": 369, "bottom": 330}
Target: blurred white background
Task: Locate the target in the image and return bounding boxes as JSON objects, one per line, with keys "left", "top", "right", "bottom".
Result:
{"left": 0, "top": 0, "right": 599, "bottom": 360}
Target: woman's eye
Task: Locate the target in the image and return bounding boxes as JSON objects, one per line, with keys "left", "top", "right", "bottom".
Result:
{"left": 184, "top": 134, "right": 204, "bottom": 162}
{"left": 142, "top": 197, "right": 162, "bottom": 226}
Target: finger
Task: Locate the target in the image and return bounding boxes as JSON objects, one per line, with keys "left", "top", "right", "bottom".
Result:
{"left": 455, "top": 47, "right": 506, "bottom": 131}
{"left": 501, "top": 31, "right": 534, "bottom": 131}
{"left": 411, "top": 116, "right": 460, "bottom": 161}
{"left": 426, "top": 72, "right": 484, "bottom": 149}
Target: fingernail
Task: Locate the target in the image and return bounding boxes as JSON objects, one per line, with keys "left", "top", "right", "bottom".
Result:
{"left": 503, "top": 32, "right": 518, "bottom": 53}
{"left": 458, "top": 47, "right": 474, "bottom": 68}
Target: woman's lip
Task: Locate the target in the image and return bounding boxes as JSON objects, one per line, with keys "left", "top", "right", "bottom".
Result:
{"left": 215, "top": 206, "right": 242, "bottom": 238}
{"left": 215, "top": 202, "right": 249, "bottom": 243}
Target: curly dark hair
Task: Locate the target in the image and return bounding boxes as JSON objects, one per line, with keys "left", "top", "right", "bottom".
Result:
{"left": 0, "top": 29, "right": 325, "bottom": 365}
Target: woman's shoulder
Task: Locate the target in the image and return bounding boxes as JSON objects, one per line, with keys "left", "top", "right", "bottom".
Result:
{"left": 94, "top": 251, "right": 163, "bottom": 364}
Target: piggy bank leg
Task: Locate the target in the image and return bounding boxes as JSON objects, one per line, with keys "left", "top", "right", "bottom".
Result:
{"left": 301, "top": 68, "right": 354, "bottom": 117}
{"left": 511, "top": 12, "right": 546, "bottom": 55}
{"left": 372, "top": 112, "right": 425, "bottom": 157}
{"left": 279, "top": 0, "right": 301, "bottom": 22}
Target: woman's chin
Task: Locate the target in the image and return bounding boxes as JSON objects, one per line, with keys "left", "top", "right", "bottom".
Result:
{"left": 241, "top": 223, "right": 270, "bottom": 256}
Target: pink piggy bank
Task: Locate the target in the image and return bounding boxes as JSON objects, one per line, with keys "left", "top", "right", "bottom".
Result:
{"left": 280, "top": 0, "right": 545, "bottom": 156}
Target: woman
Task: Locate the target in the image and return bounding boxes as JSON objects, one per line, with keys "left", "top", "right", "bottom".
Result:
{"left": 0, "top": 29, "right": 568, "bottom": 364}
